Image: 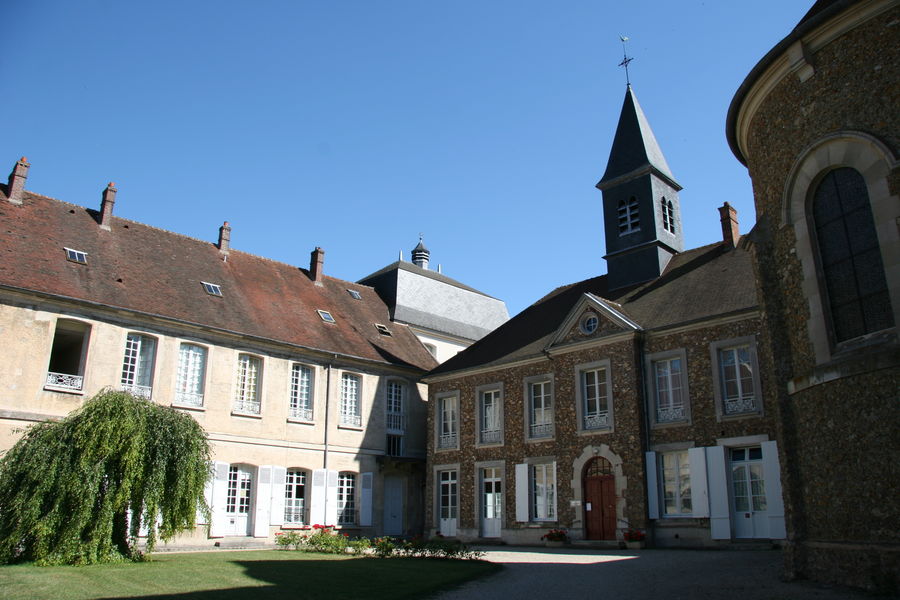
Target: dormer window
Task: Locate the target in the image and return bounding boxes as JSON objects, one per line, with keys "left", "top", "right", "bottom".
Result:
{"left": 317, "top": 310, "right": 336, "bottom": 323}
{"left": 202, "top": 282, "right": 222, "bottom": 297}
{"left": 375, "top": 323, "right": 392, "bottom": 336}
{"left": 347, "top": 289, "right": 362, "bottom": 300}
{"left": 65, "top": 247, "right": 87, "bottom": 264}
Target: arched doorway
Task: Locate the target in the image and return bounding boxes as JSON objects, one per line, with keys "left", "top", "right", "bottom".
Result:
{"left": 583, "top": 457, "right": 616, "bottom": 540}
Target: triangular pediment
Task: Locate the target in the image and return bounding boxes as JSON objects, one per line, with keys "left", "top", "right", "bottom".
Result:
{"left": 546, "top": 293, "right": 641, "bottom": 349}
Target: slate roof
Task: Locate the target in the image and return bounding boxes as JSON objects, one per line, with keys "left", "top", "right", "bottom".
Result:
{"left": 358, "top": 260, "right": 509, "bottom": 342}
{"left": 0, "top": 186, "right": 438, "bottom": 372}
{"left": 428, "top": 239, "right": 758, "bottom": 376}
{"left": 598, "top": 85, "right": 680, "bottom": 189}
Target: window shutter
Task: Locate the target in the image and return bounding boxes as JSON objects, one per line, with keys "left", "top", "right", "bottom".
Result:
{"left": 310, "top": 469, "right": 327, "bottom": 526}
{"left": 761, "top": 441, "right": 786, "bottom": 539}
{"left": 196, "top": 468, "right": 213, "bottom": 525}
{"left": 552, "top": 461, "right": 558, "bottom": 519}
{"left": 514, "top": 463, "right": 529, "bottom": 522}
{"left": 359, "top": 472, "right": 374, "bottom": 526}
{"left": 325, "top": 470, "right": 339, "bottom": 526}
{"left": 688, "top": 447, "right": 710, "bottom": 518}
{"left": 706, "top": 446, "right": 731, "bottom": 540}
{"left": 254, "top": 466, "right": 273, "bottom": 537}
{"left": 645, "top": 452, "right": 659, "bottom": 519}
{"left": 209, "top": 461, "right": 230, "bottom": 538}
{"left": 270, "top": 466, "right": 287, "bottom": 526}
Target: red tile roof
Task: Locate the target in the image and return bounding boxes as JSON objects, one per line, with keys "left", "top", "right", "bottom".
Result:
{"left": 0, "top": 187, "right": 437, "bottom": 372}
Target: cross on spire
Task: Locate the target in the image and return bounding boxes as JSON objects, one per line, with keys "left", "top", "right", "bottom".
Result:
{"left": 618, "top": 36, "right": 633, "bottom": 86}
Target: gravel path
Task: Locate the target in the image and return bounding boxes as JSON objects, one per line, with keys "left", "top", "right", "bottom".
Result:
{"left": 434, "top": 547, "right": 871, "bottom": 600}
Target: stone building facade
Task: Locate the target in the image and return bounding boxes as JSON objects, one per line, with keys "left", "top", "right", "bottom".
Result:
{"left": 423, "top": 85, "right": 787, "bottom": 548}
{"left": 727, "top": 0, "right": 900, "bottom": 592}
{"left": 0, "top": 162, "right": 441, "bottom": 547}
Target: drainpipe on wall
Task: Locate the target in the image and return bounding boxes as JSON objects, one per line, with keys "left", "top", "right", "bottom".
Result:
{"left": 635, "top": 331, "right": 654, "bottom": 543}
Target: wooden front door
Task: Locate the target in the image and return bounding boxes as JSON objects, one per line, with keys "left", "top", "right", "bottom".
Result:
{"left": 583, "top": 458, "right": 616, "bottom": 540}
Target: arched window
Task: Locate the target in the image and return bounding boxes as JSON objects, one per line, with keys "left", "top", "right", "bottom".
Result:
{"left": 661, "top": 197, "right": 675, "bottom": 234}
{"left": 811, "top": 167, "right": 894, "bottom": 342}
{"left": 617, "top": 197, "right": 640, "bottom": 234}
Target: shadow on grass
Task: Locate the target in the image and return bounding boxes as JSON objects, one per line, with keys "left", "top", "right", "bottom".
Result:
{"left": 102, "top": 557, "right": 501, "bottom": 600}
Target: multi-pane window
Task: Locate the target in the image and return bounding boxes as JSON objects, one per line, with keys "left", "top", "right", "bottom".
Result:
{"left": 437, "top": 395, "right": 458, "bottom": 449}
{"left": 121, "top": 333, "right": 156, "bottom": 399}
{"left": 718, "top": 345, "right": 755, "bottom": 415}
{"left": 618, "top": 196, "right": 640, "bottom": 233}
{"left": 234, "top": 354, "right": 262, "bottom": 414}
{"left": 661, "top": 197, "right": 675, "bottom": 233}
{"left": 439, "top": 470, "right": 458, "bottom": 520}
{"left": 386, "top": 434, "right": 403, "bottom": 457}
{"left": 340, "top": 373, "right": 361, "bottom": 426}
{"left": 479, "top": 389, "right": 502, "bottom": 444}
{"left": 581, "top": 368, "right": 610, "bottom": 430}
{"left": 284, "top": 469, "right": 307, "bottom": 525}
{"left": 175, "top": 343, "right": 206, "bottom": 407}
{"left": 337, "top": 472, "right": 356, "bottom": 525}
{"left": 289, "top": 364, "right": 313, "bottom": 421}
{"left": 731, "top": 447, "right": 766, "bottom": 513}
{"left": 386, "top": 380, "right": 405, "bottom": 432}
{"left": 812, "top": 167, "right": 894, "bottom": 342}
{"left": 660, "top": 451, "right": 691, "bottom": 515}
{"left": 226, "top": 466, "right": 252, "bottom": 514}
{"left": 528, "top": 380, "right": 553, "bottom": 439}
{"left": 45, "top": 319, "right": 90, "bottom": 392}
{"left": 531, "top": 463, "right": 556, "bottom": 521}
{"left": 654, "top": 357, "right": 684, "bottom": 423}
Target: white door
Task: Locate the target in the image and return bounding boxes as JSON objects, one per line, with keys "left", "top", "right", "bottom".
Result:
{"left": 481, "top": 467, "right": 502, "bottom": 538}
{"left": 225, "top": 465, "right": 254, "bottom": 536}
{"left": 439, "top": 470, "right": 458, "bottom": 537}
{"left": 383, "top": 476, "right": 404, "bottom": 535}
{"left": 730, "top": 447, "right": 768, "bottom": 538}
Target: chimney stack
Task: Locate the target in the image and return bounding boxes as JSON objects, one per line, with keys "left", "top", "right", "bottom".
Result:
{"left": 309, "top": 247, "right": 325, "bottom": 283}
{"left": 218, "top": 221, "right": 231, "bottom": 253}
{"left": 6, "top": 157, "right": 30, "bottom": 205}
{"left": 719, "top": 202, "right": 740, "bottom": 247}
{"left": 100, "top": 182, "right": 117, "bottom": 229}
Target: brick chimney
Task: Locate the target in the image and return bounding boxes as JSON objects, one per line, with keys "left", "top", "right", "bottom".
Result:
{"left": 6, "top": 157, "right": 29, "bottom": 205}
{"left": 218, "top": 221, "right": 231, "bottom": 253}
{"left": 309, "top": 247, "right": 325, "bottom": 283}
{"left": 718, "top": 202, "right": 740, "bottom": 247}
{"left": 99, "top": 182, "right": 117, "bottom": 229}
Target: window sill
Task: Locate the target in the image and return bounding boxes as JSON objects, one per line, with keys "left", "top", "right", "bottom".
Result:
{"left": 525, "top": 436, "right": 556, "bottom": 444}
{"left": 338, "top": 424, "right": 363, "bottom": 431}
{"left": 434, "top": 446, "right": 460, "bottom": 453}
{"left": 43, "top": 385, "right": 84, "bottom": 396}
{"left": 717, "top": 410, "right": 763, "bottom": 422}
{"left": 475, "top": 442, "right": 505, "bottom": 449}
{"left": 650, "top": 420, "right": 691, "bottom": 429}
{"left": 577, "top": 427, "right": 613, "bottom": 436}
{"left": 231, "top": 411, "right": 262, "bottom": 419}
{"left": 281, "top": 525, "right": 311, "bottom": 530}
{"left": 172, "top": 403, "right": 205, "bottom": 412}
{"left": 287, "top": 417, "right": 315, "bottom": 425}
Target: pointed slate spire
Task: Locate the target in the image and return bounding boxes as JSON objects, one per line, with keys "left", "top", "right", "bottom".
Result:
{"left": 598, "top": 85, "right": 679, "bottom": 190}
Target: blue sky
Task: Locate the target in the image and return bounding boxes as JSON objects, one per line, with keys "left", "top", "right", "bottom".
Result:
{"left": 3, "top": 1, "right": 811, "bottom": 317}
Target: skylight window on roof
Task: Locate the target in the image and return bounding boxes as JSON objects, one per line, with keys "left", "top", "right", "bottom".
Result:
{"left": 202, "top": 282, "right": 222, "bottom": 297}
{"left": 317, "top": 310, "right": 336, "bottom": 323}
{"left": 347, "top": 289, "right": 362, "bottom": 300}
{"left": 375, "top": 323, "right": 392, "bottom": 336}
{"left": 64, "top": 247, "right": 87, "bottom": 264}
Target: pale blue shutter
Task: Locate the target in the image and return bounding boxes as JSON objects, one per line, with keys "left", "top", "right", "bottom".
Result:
{"left": 359, "top": 472, "right": 374, "bottom": 526}
{"left": 688, "top": 447, "right": 709, "bottom": 518}
{"left": 209, "top": 461, "right": 230, "bottom": 538}
{"left": 706, "top": 446, "right": 731, "bottom": 540}
{"left": 309, "top": 468, "right": 327, "bottom": 526}
{"left": 645, "top": 452, "right": 659, "bottom": 519}
{"left": 515, "top": 463, "right": 529, "bottom": 522}
{"left": 325, "top": 470, "right": 339, "bottom": 526}
{"left": 761, "top": 441, "right": 786, "bottom": 539}
{"left": 270, "top": 466, "right": 287, "bottom": 526}
{"left": 253, "top": 466, "right": 272, "bottom": 537}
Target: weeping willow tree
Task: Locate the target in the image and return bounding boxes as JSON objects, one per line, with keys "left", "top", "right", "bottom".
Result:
{"left": 0, "top": 389, "right": 211, "bottom": 565}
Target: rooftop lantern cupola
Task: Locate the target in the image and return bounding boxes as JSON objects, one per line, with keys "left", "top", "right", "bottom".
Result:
{"left": 411, "top": 236, "right": 430, "bottom": 270}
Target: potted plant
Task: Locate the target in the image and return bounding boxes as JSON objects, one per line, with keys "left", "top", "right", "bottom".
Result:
{"left": 541, "top": 528, "right": 568, "bottom": 548}
{"left": 623, "top": 528, "right": 646, "bottom": 549}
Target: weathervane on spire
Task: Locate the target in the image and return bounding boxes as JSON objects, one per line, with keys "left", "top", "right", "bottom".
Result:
{"left": 618, "top": 36, "right": 633, "bottom": 86}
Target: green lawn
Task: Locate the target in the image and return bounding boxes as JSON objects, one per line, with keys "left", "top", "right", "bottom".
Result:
{"left": 0, "top": 550, "right": 501, "bottom": 600}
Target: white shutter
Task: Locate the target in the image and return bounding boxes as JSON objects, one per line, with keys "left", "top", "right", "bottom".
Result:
{"left": 253, "top": 465, "right": 273, "bottom": 537}
{"left": 209, "top": 461, "right": 230, "bottom": 538}
{"left": 514, "top": 463, "right": 529, "bottom": 522}
{"left": 688, "top": 447, "right": 710, "bottom": 518}
{"left": 359, "top": 472, "right": 374, "bottom": 527}
{"left": 325, "top": 470, "right": 339, "bottom": 526}
{"left": 706, "top": 446, "right": 731, "bottom": 540}
{"left": 310, "top": 469, "right": 327, "bottom": 526}
{"left": 761, "top": 441, "right": 786, "bottom": 539}
{"left": 270, "top": 466, "right": 287, "bottom": 526}
{"left": 645, "top": 452, "right": 659, "bottom": 520}
{"left": 552, "top": 461, "right": 558, "bottom": 520}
